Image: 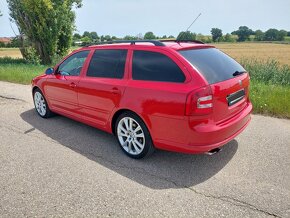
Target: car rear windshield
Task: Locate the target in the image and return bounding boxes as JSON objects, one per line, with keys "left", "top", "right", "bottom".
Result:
{"left": 179, "top": 48, "right": 246, "bottom": 84}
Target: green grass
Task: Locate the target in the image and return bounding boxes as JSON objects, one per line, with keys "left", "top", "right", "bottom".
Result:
{"left": 0, "top": 58, "right": 48, "bottom": 84}
{"left": 241, "top": 58, "right": 290, "bottom": 86}
{"left": 0, "top": 57, "right": 289, "bottom": 118}
{"left": 250, "top": 81, "right": 290, "bottom": 118}
{"left": 284, "top": 36, "right": 290, "bottom": 42}
{"left": 241, "top": 58, "right": 290, "bottom": 118}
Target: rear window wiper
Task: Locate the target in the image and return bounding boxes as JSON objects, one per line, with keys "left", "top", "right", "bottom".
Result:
{"left": 233, "top": 71, "right": 246, "bottom": 77}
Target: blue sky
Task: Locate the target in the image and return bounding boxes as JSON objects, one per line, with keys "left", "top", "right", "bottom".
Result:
{"left": 0, "top": 0, "right": 290, "bottom": 37}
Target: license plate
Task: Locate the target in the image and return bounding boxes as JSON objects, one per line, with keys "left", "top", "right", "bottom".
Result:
{"left": 227, "top": 89, "right": 245, "bottom": 106}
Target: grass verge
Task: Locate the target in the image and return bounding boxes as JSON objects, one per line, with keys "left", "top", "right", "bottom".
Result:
{"left": 250, "top": 81, "right": 290, "bottom": 118}
{"left": 0, "top": 57, "right": 48, "bottom": 84}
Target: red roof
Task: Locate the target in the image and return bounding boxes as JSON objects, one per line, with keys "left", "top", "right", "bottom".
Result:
{"left": 0, "top": 37, "right": 12, "bottom": 44}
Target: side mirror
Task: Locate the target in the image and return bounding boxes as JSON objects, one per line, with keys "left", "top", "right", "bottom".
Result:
{"left": 45, "top": 67, "right": 54, "bottom": 75}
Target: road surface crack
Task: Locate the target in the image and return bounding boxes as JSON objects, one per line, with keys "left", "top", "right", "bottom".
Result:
{"left": 186, "top": 187, "right": 281, "bottom": 217}
{"left": 0, "top": 95, "right": 25, "bottom": 102}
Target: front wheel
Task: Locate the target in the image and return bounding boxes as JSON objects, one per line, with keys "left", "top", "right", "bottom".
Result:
{"left": 33, "top": 89, "right": 53, "bottom": 118}
{"left": 115, "top": 112, "right": 155, "bottom": 159}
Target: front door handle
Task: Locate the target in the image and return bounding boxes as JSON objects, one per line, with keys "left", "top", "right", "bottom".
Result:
{"left": 69, "top": 82, "right": 77, "bottom": 88}
{"left": 110, "top": 87, "right": 121, "bottom": 95}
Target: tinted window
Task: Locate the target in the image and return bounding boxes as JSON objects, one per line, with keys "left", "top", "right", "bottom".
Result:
{"left": 132, "top": 51, "right": 185, "bottom": 83}
{"left": 179, "top": 48, "right": 246, "bottom": 84}
{"left": 87, "top": 49, "right": 127, "bottom": 78}
{"left": 58, "top": 51, "right": 89, "bottom": 76}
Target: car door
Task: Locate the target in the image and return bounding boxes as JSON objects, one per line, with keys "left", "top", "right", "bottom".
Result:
{"left": 77, "top": 49, "right": 128, "bottom": 130}
{"left": 44, "top": 50, "right": 90, "bottom": 118}
{"left": 124, "top": 48, "right": 192, "bottom": 144}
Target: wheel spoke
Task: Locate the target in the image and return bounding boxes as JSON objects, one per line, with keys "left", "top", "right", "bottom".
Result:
{"left": 119, "top": 132, "right": 128, "bottom": 137}
{"left": 133, "top": 126, "right": 141, "bottom": 133}
{"left": 119, "top": 125, "right": 127, "bottom": 134}
{"left": 134, "top": 139, "right": 144, "bottom": 149}
{"left": 128, "top": 141, "right": 132, "bottom": 153}
{"left": 135, "top": 132, "right": 144, "bottom": 138}
{"left": 122, "top": 138, "right": 129, "bottom": 147}
{"left": 124, "top": 118, "right": 129, "bottom": 130}
{"left": 132, "top": 141, "right": 141, "bottom": 153}
{"left": 129, "top": 118, "right": 133, "bottom": 131}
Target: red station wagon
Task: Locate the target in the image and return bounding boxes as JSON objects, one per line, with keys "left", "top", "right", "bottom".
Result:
{"left": 32, "top": 40, "right": 252, "bottom": 159}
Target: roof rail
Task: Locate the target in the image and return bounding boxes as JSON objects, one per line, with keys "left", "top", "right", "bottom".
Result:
{"left": 84, "top": 40, "right": 165, "bottom": 47}
{"left": 160, "top": 39, "right": 205, "bottom": 44}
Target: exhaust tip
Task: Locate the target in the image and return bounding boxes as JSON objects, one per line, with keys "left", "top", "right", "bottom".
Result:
{"left": 205, "top": 147, "right": 221, "bottom": 156}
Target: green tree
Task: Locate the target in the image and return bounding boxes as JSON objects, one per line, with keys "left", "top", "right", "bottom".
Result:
{"left": 224, "top": 33, "right": 235, "bottom": 42}
{"left": 83, "top": 31, "right": 91, "bottom": 38}
{"left": 123, "top": 35, "right": 137, "bottom": 40}
{"left": 232, "top": 26, "right": 253, "bottom": 42}
{"left": 265, "top": 29, "right": 284, "bottom": 41}
{"left": 278, "top": 30, "right": 287, "bottom": 41}
{"left": 104, "top": 35, "right": 111, "bottom": 41}
{"left": 144, "top": 31, "right": 156, "bottom": 40}
{"left": 211, "top": 28, "right": 222, "bottom": 42}
{"left": 73, "top": 33, "right": 81, "bottom": 40}
{"left": 7, "top": 0, "right": 82, "bottom": 64}
{"left": 90, "top": 31, "right": 99, "bottom": 40}
{"left": 254, "top": 30, "right": 264, "bottom": 41}
{"left": 81, "top": 36, "right": 91, "bottom": 45}
{"left": 177, "top": 31, "right": 196, "bottom": 40}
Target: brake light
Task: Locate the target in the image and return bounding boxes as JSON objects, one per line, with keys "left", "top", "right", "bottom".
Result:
{"left": 185, "top": 86, "right": 213, "bottom": 116}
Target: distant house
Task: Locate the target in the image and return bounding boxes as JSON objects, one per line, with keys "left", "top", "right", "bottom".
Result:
{"left": 0, "top": 37, "right": 13, "bottom": 44}
{"left": 74, "top": 41, "right": 83, "bottom": 45}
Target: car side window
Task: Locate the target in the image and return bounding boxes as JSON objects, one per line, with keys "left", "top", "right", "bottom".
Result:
{"left": 132, "top": 50, "right": 186, "bottom": 83}
{"left": 87, "top": 49, "right": 127, "bottom": 78}
{"left": 58, "top": 50, "right": 90, "bottom": 76}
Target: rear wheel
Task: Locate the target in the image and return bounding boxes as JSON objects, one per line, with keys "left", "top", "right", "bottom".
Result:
{"left": 33, "top": 89, "right": 53, "bottom": 118}
{"left": 115, "top": 112, "right": 155, "bottom": 159}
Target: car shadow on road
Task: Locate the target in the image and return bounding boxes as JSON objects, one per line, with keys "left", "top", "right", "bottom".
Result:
{"left": 21, "top": 109, "right": 238, "bottom": 190}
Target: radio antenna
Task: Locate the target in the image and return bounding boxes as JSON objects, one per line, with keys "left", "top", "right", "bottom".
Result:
{"left": 177, "top": 13, "right": 202, "bottom": 40}
{"left": 186, "top": 13, "right": 202, "bottom": 32}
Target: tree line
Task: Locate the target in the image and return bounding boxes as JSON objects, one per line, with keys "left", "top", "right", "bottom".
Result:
{"left": 2, "top": 0, "right": 289, "bottom": 65}
{"left": 72, "top": 27, "right": 290, "bottom": 46}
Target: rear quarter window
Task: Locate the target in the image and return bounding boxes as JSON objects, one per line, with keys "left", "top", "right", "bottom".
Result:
{"left": 179, "top": 48, "right": 245, "bottom": 84}
{"left": 132, "top": 50, "right": 185, "bottom": 83}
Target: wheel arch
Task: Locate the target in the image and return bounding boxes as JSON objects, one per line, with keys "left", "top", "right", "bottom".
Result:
{"left": 32, "top": 86, "right": 40, "bottom": 94}
{"left": 110, "top": 109, "right": 152, "bottom": 136}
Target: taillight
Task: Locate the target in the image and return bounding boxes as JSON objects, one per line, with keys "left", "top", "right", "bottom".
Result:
{"left": 185, "top": 85, "right": 213, "bottom": 116}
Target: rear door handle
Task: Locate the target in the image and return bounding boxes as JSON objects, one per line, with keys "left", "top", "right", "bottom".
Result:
{"left": 110, "top": 87, "right": 121, "bottom": 94}
{"left": 69, "top": 82, "right": 77, "bottom": 88}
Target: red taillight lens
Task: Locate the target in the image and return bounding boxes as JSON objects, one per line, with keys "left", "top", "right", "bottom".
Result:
{"left": 185, "top": 86, "right": 213, "bottom": 116}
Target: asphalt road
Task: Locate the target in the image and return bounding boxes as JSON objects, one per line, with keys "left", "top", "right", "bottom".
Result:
{"left": 0, "top": 81, "right": 289, "bottom": 217}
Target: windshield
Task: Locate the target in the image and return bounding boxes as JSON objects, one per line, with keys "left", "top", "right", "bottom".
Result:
{"left": 179, "top": 48, "right": 246, "bottom": 84}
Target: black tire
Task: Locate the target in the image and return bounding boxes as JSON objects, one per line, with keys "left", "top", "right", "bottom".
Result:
{"left": 33, "top": 88, "right": 54, "bottom": 118}
{"left": 115, "top": 112, "right": 155, "bottom": 159}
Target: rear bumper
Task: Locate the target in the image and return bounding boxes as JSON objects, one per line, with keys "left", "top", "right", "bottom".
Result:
{"left": 153, "top": 102, "right": 252, "bottom": 154}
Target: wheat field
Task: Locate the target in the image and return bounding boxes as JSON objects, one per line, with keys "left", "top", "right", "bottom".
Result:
{"left": 1, "top": 42, "right": 290, "bottom": 66}
{"left": 214, "top": 43, "right": 290, "bottom": 66}
{"left": 0, "top": 48, "right": 22, "bottom": 58}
